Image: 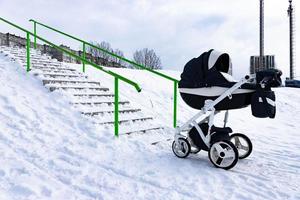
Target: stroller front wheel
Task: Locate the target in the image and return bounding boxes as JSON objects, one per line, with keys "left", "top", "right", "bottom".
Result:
{"left": 172, "top": 138, "right": 191, "bottom": 158}
{"left": 230, "top": 133, "right": 253, "bottom": 159}
{"left": 208, "top": 140, "right": 238, "bottom": 170}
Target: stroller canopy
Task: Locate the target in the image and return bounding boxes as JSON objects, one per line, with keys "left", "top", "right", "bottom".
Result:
{"left": 179, "top": 49, "right": 233, "bottom": 89}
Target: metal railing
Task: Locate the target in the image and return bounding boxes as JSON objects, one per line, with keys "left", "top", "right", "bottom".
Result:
{"left": 29, "top": 19, "right": 180, "bottom": 127}
{"left": 0, "top": 17, "right": 142, "bottom": 137}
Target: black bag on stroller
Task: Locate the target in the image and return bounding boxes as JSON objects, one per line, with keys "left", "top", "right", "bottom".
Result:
{"left": 251, "top": 69, "right": 282, "bottom": 118}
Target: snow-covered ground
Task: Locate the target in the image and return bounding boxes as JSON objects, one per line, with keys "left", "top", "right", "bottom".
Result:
{"left": 0, "top": 54, "right": 300, "bottom": 200}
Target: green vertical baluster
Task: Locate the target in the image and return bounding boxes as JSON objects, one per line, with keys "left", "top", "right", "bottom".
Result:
{"left": 82, "top": 42, "right": 86, "bottom": 72}
{"left": 173, "top": 81, "right": 178, "bottom": 128}
{"left": 114, "top": 77, "right": 119, "bottom": 137}
{"left": 33, "top": 22, "right": 37, "bottom": 49}
{"left": 26, "top": 32, "right": 31, "bottom": 72}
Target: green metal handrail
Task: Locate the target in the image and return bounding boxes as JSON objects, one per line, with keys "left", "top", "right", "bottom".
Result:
{"left": 29, "top": 19, "right": 179, "bottom": 127}
{"left": 0, "top": 17, "right": 142, "bottom": 137}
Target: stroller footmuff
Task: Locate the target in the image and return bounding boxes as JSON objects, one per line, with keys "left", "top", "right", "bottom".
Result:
{"left": 251, "top": 89, "right": 276, "bottom": 118}
{"left": 172, "top": 49, "right": 282, "bottom": 170}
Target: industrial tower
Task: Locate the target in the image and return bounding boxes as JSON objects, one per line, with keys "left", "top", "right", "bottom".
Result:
{"left": 288, "top": 0, "right": 296, "bottom": 79}
{"left": 260, "top": 0, "right": 264, "bottom": 69}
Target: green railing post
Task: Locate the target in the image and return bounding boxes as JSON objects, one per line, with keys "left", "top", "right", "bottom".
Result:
{"left": 26, "top": 32, "right": 31, "bottom": 72}
{"left": 33, "top": 22, "right": 37, "bottom": 49}
{"left": 114, "top": 77, "right": 119, "bottom": 137}
{"left": 82, "top": 42, "right": 86, "bottom": 72}
{"left": 173, "top": 81, "right": 178, "bottom": 128}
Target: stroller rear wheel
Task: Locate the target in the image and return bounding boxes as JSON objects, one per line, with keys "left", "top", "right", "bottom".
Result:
{"left": 230, "top": 133, "right": 252, "bottom": 159}
{"left": 208, "top": 140, "right": 238, "bottom": 170}
{"left": 172, "top": 138, "right": 191, "bottom": 158}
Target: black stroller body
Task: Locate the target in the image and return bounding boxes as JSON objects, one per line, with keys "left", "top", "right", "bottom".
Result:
{"left": 172, "top": 49, "right": 282, "bottom": 169}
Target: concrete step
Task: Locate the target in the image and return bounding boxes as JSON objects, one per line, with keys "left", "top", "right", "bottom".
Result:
{"left": 40, "top": 73, "right": 88, "bottom": 79}
{"left": 32, "top": 69, "right": 79, "bottom": 74}
{"left": 22, "top": 62, "right": 62, "bottom": 67}
{"left": 30, "top": 66, "right": 76, "bottom": 71}
{"left": 19, "top": 58, "right": 60, "bottom": 63}
{"left": 47, "top": 85, "right": 109, "bottom": 92}
{"left": 97, "top": 116, "right": 153, "bottom": 125}
{"left": 10, "top": 52, "right": 42, "bottom": 57}
{"left": 72, "top": 100, "right": 130, "bottom": 106}
{"left": 82, "top": 108, "right": 141, "bottom": 116}
{"left": 42, "top": 79, "right": 100, "bottom": 86}
{"left": 14, "top": 55, "right": 52, "bottom": 60}
{"left": 122, "top": 127, "right": 162, "bottom": 135}
{"left": 71, "top": 93, "right": 115, "bottom": 97}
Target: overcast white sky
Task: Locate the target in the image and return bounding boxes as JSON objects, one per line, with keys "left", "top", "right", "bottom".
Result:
{"left": 0, "top": 0, "right": 299, "bottom": 78}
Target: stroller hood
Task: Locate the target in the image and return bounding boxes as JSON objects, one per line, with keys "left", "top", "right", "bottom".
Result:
{"left": 179, "top": 49, "right": 232, "bottom": 88}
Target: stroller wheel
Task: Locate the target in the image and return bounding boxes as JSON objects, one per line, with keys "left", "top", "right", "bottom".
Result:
{"left": 172, "top": 138, "right": 191, "bottom": 158}
{"left": 208, "top": 140, "right": 238, "bottom": 170}
{"left": 230, "top": 133, "right": 253, "bottom": 159}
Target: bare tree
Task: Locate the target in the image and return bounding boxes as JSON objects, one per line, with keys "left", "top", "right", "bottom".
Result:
{"left": 98, "top": 41, "right": 113, "bottom": 64}
{"left": 86, "top": 41, "right": 100, "bottom": 63}
{"left": 111, "top": 48, "right": 125, "bottom": 66}
{"left": 86, "top": 41, "right": 113, "bottom": 64}
{"left": 133, "top": 48, "right": 162, "bottom": 69}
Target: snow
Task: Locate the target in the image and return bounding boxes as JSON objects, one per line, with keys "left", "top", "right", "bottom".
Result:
{"left": 0, "top": 51, "right": 300, "bottom": 200}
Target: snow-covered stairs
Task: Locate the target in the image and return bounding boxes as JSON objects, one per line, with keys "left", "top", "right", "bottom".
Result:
{"left": 0, "top": 46, "right": 162, "bottom": 135}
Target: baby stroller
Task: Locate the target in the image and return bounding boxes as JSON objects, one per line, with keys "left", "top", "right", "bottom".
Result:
{"left": 172, "top": 49, "right": 282, "bottom": 170}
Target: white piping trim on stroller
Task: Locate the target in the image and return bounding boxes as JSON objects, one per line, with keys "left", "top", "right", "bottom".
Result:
{"left": 179, "top": 87, "right": 255, "bottom": 97}
{"left": 220, "top": 72, "right": 237, "bottom": 82}
{"left": 259, "top": 97, "right": 276, "bottom": 106}
{"left": 208, "top": 50, "right": 232, "bottom": 72}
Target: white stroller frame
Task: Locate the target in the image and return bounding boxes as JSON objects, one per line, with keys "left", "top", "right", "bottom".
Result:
{"left": 174, "top": 75, "right": 256, "bottom": 148}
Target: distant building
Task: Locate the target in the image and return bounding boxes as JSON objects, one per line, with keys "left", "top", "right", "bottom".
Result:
{"left": 250, "top": 55, "right": 275, "bottom": 74}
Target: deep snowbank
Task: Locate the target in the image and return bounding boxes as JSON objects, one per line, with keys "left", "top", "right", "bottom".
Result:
{"left": 0, "top": 55, "right": 299, "bottom": 200}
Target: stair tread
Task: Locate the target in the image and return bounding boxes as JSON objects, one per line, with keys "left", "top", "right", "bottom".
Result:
{"left": 82, "top": 108, "right": 141, "bottom": 115}
{"left": 72, "top": 100, "right": 129, "bottom": 104}
{"left": 97, "top": 117, "right": 153, "bottom": 125}
{"left": 71, "top": 93, "right": 114, "bottom": 96}
{"left": 42, "top": 79, "right": 99, "bottom": 84}
{"left": 47, "top": 86, "right": 109, "bottom": 92}
{"left": 46, "top": 84, "right": 107, "bottom": 88}
{"left": 32, "top": 69, "right": 78, "bottom": 74}
{"left": 31, "top": 66, "right": 73, "bottom": 71}
{"left": 120, "top": 127, "right": 163, "bottom": 135}
{"left": 41, "top": 73, "right": 87, "bottom": 78}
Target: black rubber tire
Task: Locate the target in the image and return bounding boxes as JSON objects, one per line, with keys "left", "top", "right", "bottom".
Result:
{"left": 208, "top": 140, "right": 239, "bottom": 170}
{"left": 172, "top": 138, "right": 191, "bottom": 158}
{"left": 230, "top": 133, "right": 253, "bottom": 159}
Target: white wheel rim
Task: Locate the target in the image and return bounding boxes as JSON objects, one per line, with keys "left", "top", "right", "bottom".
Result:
{"left": 231, "top": 136, "right": 249, "bottom": 157}
{"left": 210, "top": 141, "right": 236, "bottom": 168}
{"left": 174, "top": 140, "right": 189, "bottom": 157}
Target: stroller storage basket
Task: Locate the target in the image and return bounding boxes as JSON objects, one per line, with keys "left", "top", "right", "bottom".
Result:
{"left": 251, "top": 90, "right": 276, "bottom": 118}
